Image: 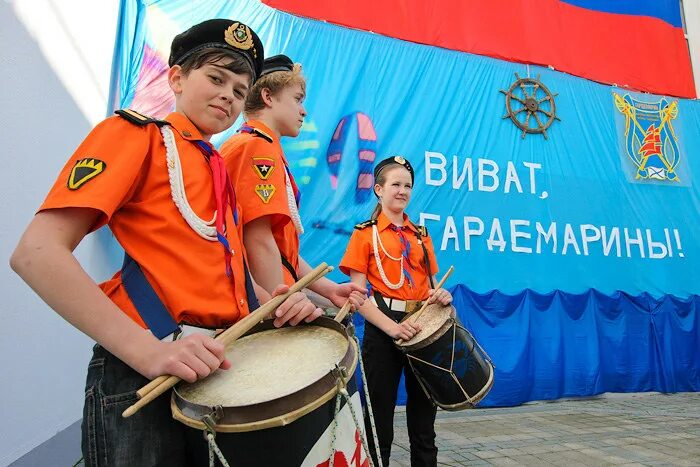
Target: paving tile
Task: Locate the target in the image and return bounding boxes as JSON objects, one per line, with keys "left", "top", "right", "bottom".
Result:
{"left": 389, "top": 392, "right": 700, "bottom": 467}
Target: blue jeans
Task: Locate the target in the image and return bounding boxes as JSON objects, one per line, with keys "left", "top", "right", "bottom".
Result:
{"left": 81, "top": 344, "right": 192, "bottom": 466}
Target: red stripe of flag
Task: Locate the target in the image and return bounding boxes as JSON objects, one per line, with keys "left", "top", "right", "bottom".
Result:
{"left": 263, "top": 0, "right": 695, "bottom": 98}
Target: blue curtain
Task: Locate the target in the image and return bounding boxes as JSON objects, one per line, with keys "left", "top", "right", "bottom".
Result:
{"left": 113, "top": 0, "right": 700, "bottom": 406}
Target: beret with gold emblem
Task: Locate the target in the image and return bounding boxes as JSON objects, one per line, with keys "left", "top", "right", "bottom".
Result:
{"left": 169, "top": 19, "right": 264, "bottom": 82}
{"left": 373, "top": 155, "right": 414, "bottom": 186}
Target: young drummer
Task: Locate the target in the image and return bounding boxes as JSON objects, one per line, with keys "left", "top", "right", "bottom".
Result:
{"left": 220, "top": 54, "right": 365, "bottom": 308}
{"left": 340, "top": 156, "right": 453, "bottom": 467}
{"left": 10, "top": 20, "right": 322, "bottom": 466}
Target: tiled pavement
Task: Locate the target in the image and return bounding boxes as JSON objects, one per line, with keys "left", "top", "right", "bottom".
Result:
{"left": 387, "top": 392, "right": 700, "bottom": 466}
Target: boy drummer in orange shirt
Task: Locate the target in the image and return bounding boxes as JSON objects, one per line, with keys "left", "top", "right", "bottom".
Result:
{"left": 220, "top": 55, "right": 366, "bottom": 308}
{"left": 11, "top": 19, "right": 325, "bottom": 466}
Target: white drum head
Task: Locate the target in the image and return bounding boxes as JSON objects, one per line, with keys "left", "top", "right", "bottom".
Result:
{"left": 177, "top": 326, "right": 349, "bottom": 407}
{"left": 397, "top": 303, "right": 454, "bottom": 347}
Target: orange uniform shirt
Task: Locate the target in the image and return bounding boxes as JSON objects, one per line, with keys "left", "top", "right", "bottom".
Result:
{"left": 40, "top": 112, "right": 251, "bottom": 328}
{"left": 220, "top": 120, "right": 300, "bottom": 285}
{"left": 340, "top": 212, "right": 439, "bottom": 301}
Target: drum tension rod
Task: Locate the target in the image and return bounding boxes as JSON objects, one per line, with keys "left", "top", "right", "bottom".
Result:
{"left": 332, "top": 364, "right": 349, "bottom": 394}
{"left": 201, "top": 405, "right": 224, "bottom": 437}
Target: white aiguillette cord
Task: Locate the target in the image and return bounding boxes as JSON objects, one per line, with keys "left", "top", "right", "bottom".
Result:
{"left": 162, "top": 125, "right": 218, "bottom": 241}
{"left": 284, "top": 165, "right": 304, "bottom": 234}
{"left": 372, "top": 224, "right": 405, "bottom": 290}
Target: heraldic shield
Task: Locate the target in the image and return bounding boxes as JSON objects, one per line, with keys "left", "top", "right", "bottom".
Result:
{"left": 613, "top": 92, "right": 681, "bottom": 182}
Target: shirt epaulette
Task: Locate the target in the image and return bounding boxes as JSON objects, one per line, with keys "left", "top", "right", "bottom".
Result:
{"left": 411, "top": 222, "right": 428, "bottom": 237}
{"left": 252, "top": 127, "right": 273, "bottom": 143}
{"left": 115, "top": 109, "right": 169, "bottom": 127}
{"left": 238, "top": 125, "right": 274, "bottom": 143}
{"left": 354, "top": 219, "right": 377, "bottom": 230}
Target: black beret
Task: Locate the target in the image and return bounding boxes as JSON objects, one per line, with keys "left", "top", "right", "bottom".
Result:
{"left": 260, "top": 54, "right": 295, "bottom": 77}
{"left": 373, "top": 156, "right": 415, "bottom": 190}
{"left": 169, "top": 19, "right": 264, "bottom": 81}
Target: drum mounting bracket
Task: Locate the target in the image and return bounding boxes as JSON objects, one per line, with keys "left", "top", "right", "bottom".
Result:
{"left": 201, "top": 405, "right": 224, "bottom": 435}
{"left": 332, "top": 364, "right": 350, "bottom": 395}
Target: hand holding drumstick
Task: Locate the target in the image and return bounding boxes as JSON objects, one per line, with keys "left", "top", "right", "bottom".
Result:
{"left": 396, "top": 266, "right": 454, "bottom": 343}
{"left": 123, "top": 263, "right": 332, "bottom": 418}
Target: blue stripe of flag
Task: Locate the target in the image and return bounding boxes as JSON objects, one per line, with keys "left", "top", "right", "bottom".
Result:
{"left": 560, "top": 0, "right": 683, "bottom": 28}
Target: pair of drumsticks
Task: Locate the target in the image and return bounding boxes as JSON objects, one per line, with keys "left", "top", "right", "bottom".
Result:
{"left": 123, "top": 262, "right": 333, "bottom": 418}
{"left": 123, "top": 263, "right": 453, "bottom": 417}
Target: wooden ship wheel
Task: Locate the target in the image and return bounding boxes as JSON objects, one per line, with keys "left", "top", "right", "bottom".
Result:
{"left": 500, "top": 73, "right": 560, "bottom": 139}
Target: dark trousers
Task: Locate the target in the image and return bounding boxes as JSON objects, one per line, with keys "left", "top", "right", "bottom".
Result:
{"left": 81, "top": 345, "right": 212, "bottom": 466}
{"left": 362, "top": 312, "right": 438, "bottom": 467}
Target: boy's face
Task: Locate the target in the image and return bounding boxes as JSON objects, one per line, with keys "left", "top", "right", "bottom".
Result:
{"left": 269, "top": 83, "right": 306, "bottom": 138}
{"left": 169, "top": 59, "right": 250, "bottom": 140}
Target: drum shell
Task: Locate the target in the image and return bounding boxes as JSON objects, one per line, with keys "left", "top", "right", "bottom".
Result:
{"left": 397, "top": 306, "right": 494, "bottom": 411}
{"left": 182, "top": 375, "right": 362, "bottom": 467}
{"left": 408, "top": 320, "right": 493, "bottom": 410}
{"left": 172, "top": 317, "right": 363, "bottom": 467}
{"left": 172, "top": 317, "right": 358, "bottom": 431}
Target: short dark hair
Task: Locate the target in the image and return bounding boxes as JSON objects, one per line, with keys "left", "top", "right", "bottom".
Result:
{"left": 179, "top": 47, "right": 254, "bottom": 85}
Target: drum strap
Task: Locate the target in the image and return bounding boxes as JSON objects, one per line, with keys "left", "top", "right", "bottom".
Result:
{"left": 371, "top": 291, "right": 391, "bottom": 314}
{"left": 280, "top": 253, "right": 300, "bottom": 282}
{"left": 121, "top": 253, "right": 259, "bottom": 340}
{"left": 412, "top": 227, "right": 435, "bottom": 289}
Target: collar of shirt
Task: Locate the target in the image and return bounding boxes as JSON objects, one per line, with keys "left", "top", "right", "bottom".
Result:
{"left": 376, "top": 211, "right": 419, "bottom": 234}
{"left": 165, "top": 112, "right": 205, "bottom": 141}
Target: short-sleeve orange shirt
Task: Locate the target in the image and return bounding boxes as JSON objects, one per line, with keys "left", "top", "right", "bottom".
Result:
{"left": 340, "top": 212, "right": 439, "bottom": 301}
{"left": 39, "top": 112, "right": 251, "bottom": 328}
{"left": 220, "top": 120, "right": 300, "bottom": 285}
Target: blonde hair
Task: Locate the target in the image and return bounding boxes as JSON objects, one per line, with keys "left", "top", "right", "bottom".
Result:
{"left": 244, "top": 63, "right": 306, "bottom": 113}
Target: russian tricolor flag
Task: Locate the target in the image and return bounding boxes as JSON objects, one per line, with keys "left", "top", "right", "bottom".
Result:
{"left": 264, "top": 0, "right": 695, "bottom": 98}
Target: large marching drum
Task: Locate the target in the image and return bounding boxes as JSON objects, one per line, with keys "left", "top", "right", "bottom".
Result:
{"left": 396, "top": 303, "right": 494, "bottom": 410}
{"left": 172, "top": 317, "right": 371, "bottom": 466}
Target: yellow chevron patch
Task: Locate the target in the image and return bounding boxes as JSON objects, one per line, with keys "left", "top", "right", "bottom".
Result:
{"left": 68, "top": 158, "right": 106, "bottom": 190}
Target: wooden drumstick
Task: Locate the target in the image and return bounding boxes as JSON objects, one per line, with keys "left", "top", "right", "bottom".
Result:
{"left": 334, "top": 301, "right": 353, "bottom": 323}
{"left": 396, "top": 266, "right": 454, "bottom": 344}
{"left": 134, "top": 266, "right": 332, "bottom": 400}
{"left": 123, "top": 263, "right": 332, "bottom": 418}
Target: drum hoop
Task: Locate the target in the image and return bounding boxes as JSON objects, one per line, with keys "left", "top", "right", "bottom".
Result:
{"left": 396, "top": 307, "right": 457, "bottom": 352}
{"left": 172, "top": 317, "right": 358, "bottom": 432}
{"left": 438, "top": 361, "right": 495, "bottom": 411}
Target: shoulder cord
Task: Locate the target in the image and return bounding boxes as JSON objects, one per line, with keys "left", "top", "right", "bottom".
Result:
{"left": 162, "top": 125, "right": 218, "bottom": 241}
{"left": 371, "top": 224, "right": 404, "bottom": 289}
{"left": 414, "top": 227, "right": 435, "bottom": 289}
{"left": 284, "top": 166, "right": 304, "bottom": 234}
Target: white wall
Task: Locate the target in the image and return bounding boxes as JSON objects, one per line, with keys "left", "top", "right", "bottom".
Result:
{"left": 0, "top": 1, "right": 119, "bottom": 465}
{"left": 683, "top": 0, "right": 700, "bottom": 94}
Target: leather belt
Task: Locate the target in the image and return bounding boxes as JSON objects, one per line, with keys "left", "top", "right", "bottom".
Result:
{"left": 160, "top": 324, "right": 219, "bottom": 342}
{"left": 370, "top": 295, "right": 423, "bottom": 314}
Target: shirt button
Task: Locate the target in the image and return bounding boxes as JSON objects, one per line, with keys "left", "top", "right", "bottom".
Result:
{"left": 239, "top": 299, "right": 245, "bottom": 305}
{"left": 182, "top": 130, "right": 192, "bottom": 137}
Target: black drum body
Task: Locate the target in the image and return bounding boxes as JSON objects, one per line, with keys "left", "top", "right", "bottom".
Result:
{"left": 173, "top": 317, "right": 367, "bottom": 466}
{"left": 397, "top": 305, "right": 494, "bottom": 410}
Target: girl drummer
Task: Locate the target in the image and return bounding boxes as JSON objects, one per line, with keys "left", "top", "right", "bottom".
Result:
{"left": 340, "top": 156, "right": 452, "bottom": 467}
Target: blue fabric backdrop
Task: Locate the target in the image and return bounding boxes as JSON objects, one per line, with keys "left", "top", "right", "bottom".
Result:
{"left": 111, "top": 0, "right": 700, "bottom": 406}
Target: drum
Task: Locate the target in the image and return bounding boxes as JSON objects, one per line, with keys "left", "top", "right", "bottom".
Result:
{"left": 396, "top": 303, "right": 494, "bottom": 410}
{"left": 172, "top": 317, "right": 369, "bottom": 466}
